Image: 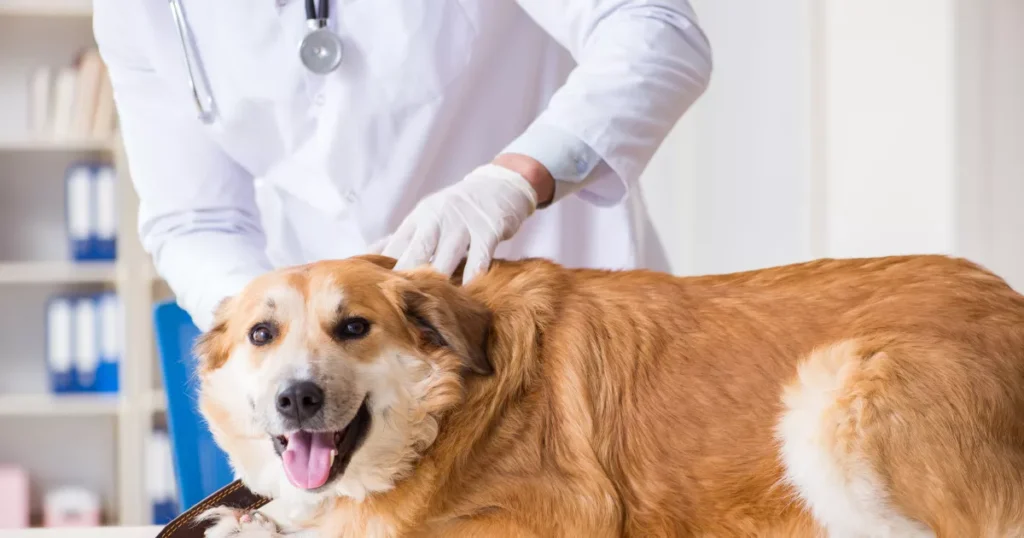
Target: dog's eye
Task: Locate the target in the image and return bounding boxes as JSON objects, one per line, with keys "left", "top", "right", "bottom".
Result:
{"left": 249, "top": 323, "right": 276, "bottom": 346}
{"left": 334, "top": 317, "right": 370, "bottom": 340}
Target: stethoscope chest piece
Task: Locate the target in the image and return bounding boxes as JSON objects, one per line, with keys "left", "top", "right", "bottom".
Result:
{"left": 300, "top": 22, "right": 343, "bottom": 74}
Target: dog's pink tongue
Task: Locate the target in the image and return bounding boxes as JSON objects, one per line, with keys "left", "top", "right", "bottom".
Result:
{"left": 282, "top": 431, "right": 334, "bottom": 490}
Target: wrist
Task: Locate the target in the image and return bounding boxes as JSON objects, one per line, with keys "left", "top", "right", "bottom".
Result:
{"left": 493, "top": 153, "right": 555, "bottom": 207}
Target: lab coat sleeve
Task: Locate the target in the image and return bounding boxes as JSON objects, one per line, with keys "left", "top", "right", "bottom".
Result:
{"left": 504, "top": 0, "right": 712, "bottom": 206}
{"left": 94, "top": 3, "right": 273, "bottom": 331}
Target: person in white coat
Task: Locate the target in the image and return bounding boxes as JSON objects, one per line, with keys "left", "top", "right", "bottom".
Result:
{"left": 93, "top": 1, "right": 712, "bottom": 332}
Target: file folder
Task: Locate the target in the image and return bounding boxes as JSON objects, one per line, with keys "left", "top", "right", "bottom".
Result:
{"left": 65, "top": 164, "right": 93, "bottom": 262}
{"left": 96, "top": 292, "right": 121, "bottom": 393}
{"left": 93, "top": 165, "right": 117, "bottom": 261}
{"left": 46, "top": 297, "right": 75, "bottom": 393}
{"left": 72, "top": 296, "right": 99, "bottom": 391}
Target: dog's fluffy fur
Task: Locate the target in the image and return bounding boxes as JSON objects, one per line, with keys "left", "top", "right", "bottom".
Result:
{"left": 194, "top": 254, "right": 1024, "bottom": 537}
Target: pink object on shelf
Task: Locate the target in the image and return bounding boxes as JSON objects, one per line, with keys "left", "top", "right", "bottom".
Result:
{"left": 0, "top": 465, "right": 30, "bottom": 529}
{"left": 42, "top": 486, "right": 101, "bottom": 527}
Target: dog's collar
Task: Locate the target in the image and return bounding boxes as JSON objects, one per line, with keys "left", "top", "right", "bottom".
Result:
{"left": 157, "top": 480, "right": 271, "bottom": 538}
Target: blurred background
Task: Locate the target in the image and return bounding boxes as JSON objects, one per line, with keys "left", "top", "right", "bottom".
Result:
{"left": 0, "top": 0, "right": 1020, "bottom": 530}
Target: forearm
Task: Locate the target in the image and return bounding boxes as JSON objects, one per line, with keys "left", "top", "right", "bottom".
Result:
{"left": 492, "top": 153, "right": 555, "bottom": 207}
{"left": 144, "top": 210, "right": 273, "bottom": 331}
{"left": 507, "top": 0, "right": 712, "bottom": 205}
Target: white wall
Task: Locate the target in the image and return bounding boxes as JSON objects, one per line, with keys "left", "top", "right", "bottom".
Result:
{"left": 822, "top": 0, "right": 956, "bottom": 258}
{"left": 642, "top": 0, "right": 819, "bottom": 277}
{"left": 957, "top": 0, "right": 1024, "bottom": 291}
{"left": 643, "top": 0, "right": 985, "bottom": 277}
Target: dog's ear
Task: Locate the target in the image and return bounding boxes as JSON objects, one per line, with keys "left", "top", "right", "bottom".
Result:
{"left": 400, "top": 275, "right": 492, "bottom": 376}
{"left": 357, "top": 254, "right": 473, "bottom": 286}
{"left": 193, "top": 297, "right": 235, "bottom": 373}
{"left": 354, "top": 254, "right": 398, "bottom": 271}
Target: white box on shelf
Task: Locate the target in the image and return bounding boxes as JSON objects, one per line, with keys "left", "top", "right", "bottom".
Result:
{"left": 42, "top": 486, "right": 101, "bottom": 528}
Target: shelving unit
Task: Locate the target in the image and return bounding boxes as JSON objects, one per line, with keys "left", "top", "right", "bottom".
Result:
{"left": 0, "top": 0, "right": 92, "bottom": 18}
{"left": 0, "top": 261, "right": 117, "bottom": 284}
{"left": 0, "top": 137, "right": 112, "bottom": 152}
{"left": 0, "top": 2, "right": 166, "bottom": 527}
{"left": 0, "top": 393, "right": 120, "bottom": 417}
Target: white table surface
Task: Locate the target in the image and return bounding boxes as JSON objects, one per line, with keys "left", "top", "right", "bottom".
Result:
{"left": 0, "top": 526, "right": 163, "bottom": 537}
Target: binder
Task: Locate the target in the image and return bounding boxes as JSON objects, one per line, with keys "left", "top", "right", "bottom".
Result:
{"left": 50, "top": 67, "right": 78, "bottom": 140}
{"left": 96, "top": 293, "right": 121, "bottom": 394}
{"left": 70, "top": 49, "right": 104, "bottom": 138}
{"left": 93, "top": 165, "right": 117, "bottom": 261}
{"left": 46, "top": 297, "right": 75, "bottom": 393}
{"left": 150, "top": 430, "right": 180, "bottom": 524}
{"left": 65, "top": 164, "right": 94, "bottom": 261}
{"left": 28, "top": 66, "right": 52, "bottom": 137}
{"left": 91, "top": 70, "right": 117, "bottom": 140}
{"left": 72, "top": 297, "right": 99, "bottom": 391}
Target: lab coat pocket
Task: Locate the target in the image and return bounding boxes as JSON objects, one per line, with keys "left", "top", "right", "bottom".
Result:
{"left": 342, "top": 0, "right": 476, "bottom": 109}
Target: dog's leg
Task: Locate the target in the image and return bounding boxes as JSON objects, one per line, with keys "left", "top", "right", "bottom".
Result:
{"left": 197, "top": 507, "right": 318, "bottom": 538}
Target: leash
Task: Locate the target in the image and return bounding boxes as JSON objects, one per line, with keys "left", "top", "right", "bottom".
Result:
{"left": 157, "top": 480, "right": 271, "bottom": 538}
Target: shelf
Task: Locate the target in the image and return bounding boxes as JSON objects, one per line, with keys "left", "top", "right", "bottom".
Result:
{"left": 0, "top": 137, "right": 112, "bottom": 152}
{"left": 0, "top": 261, "right": 117, "bottom": 284}
{"left": 0, "top": 0, "right": 92, "bottom": 17}
{"left": 0, "top": 393, "right": 119, "bottom": 417}
{"left": 146, "top": 390, "right": 167, "bottom": 413}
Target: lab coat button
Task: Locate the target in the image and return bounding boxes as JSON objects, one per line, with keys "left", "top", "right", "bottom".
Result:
{"left": 344, "top": 190, "right": 357, "bottom": 203}
{"left": 314, "top": 93, "right": 326, "bottom": 107}
{"left": 574, "top": 158, "right": 588, "bottom": 175}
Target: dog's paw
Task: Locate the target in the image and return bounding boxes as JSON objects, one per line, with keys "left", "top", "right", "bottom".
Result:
{"left": 197, "top": 506, "right": 282, "bottom": 537}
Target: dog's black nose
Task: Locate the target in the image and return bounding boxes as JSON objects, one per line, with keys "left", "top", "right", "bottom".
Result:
{"left": 276, "top": 381, "right": 325, "bottom": 423}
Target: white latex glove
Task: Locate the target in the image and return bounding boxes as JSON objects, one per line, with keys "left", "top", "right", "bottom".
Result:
{"left": 372, "top": 163, "right": 539, "bottom": 284}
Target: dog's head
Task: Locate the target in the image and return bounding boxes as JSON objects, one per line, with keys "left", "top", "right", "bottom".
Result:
{"left": 193, "top": 255, "right": 492, "bottom": 506}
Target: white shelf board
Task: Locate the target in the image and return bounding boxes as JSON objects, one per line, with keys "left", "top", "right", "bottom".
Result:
{"left": 0, "top": 393, "right": 119, "bottom": 417}
{"left": 0, "top": 0, "right": 92, "bottom": 17}
{"left": 0, "top": 261, "right": 117, "bottom": 284}
{"left": 145, "top": 389, "right": 167, "bottom": 413}
{"left": 0, "top": 137, "right": 113, "bottom": 152}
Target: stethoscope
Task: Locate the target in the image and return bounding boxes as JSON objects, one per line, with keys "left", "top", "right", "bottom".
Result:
{"left": 168, "top": 0, "right": 344, "bottom": 124}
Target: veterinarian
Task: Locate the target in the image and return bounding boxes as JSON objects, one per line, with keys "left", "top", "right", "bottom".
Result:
{"left": 93, "top": 1, "right": 712, "bottom": 331}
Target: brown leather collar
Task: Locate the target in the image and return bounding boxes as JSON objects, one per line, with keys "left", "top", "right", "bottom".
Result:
{"left": 157, "top": 481, "right": 271, "bottom": 538}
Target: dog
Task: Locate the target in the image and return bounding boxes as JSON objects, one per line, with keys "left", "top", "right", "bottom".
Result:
{"left": 193, "top": 254, "right": 1024, "bottom": 537}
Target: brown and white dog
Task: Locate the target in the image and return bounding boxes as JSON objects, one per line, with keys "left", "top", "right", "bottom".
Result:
{"left": 193, "top": 254, "right": 1024, "bottom": 537}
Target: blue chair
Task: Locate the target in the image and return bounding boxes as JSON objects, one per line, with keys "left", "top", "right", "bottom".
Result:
{"left": 153, "top": 301, "right": 235, "bottom": 514}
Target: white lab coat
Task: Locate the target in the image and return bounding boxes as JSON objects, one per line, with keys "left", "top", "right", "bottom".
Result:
{"left": 93, "top": 0, "right": 711, "bottom": 331}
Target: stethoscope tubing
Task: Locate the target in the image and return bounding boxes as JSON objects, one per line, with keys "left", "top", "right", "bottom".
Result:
{"left": 168, "top": 0, "right": 337, "bottom": 124}
{"left": 305, "top": 0, "right": 329, "bottom": 21}
{"left": 168, "top": 0, "right": 216, "bottom": 124}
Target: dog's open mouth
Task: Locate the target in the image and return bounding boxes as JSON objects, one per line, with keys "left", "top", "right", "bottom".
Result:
{"left": 271, "top": 399, "right": 372, "bottom": 490}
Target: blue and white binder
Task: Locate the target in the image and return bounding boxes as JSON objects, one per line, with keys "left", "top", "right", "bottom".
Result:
{"left": 149, "top": 429, "right": 180, "bottom": 524}
{"left": 46, "top": 297, "right": 75, "bottom": 393}
{"left": 65, "top": 164, "right": 94, "bottom": 261}
{"left": 96, "top": 292, "right": 121, "bottom": 393}
{"left": 93, "top": 165, "right": 117, "bottom": 260}
{"left": 72, "top": 297, "right": 99, "bottom": 391}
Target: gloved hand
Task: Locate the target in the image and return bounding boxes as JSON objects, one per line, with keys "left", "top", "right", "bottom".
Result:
{"left": 371, "top": 163, "right": 539, "bottom": 284}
